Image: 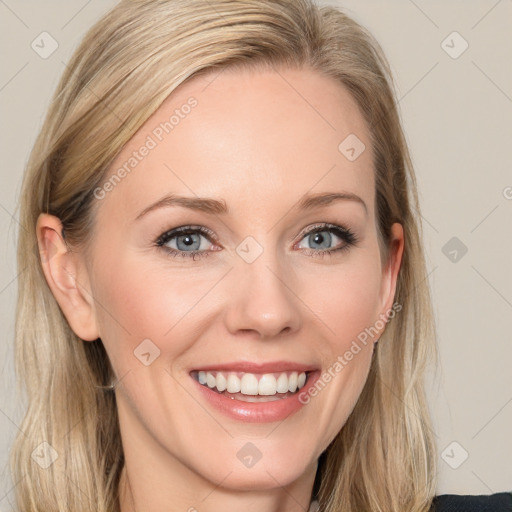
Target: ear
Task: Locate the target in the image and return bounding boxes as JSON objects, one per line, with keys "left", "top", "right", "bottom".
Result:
{"left": 377, "top": 222, "right": 405, "bottom": 331}
{"left": 36, "top": 213, "right": 100, "bottom": 341}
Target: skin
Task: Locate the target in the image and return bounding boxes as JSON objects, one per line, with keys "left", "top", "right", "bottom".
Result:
{"left": 37, "top": 66, "right": 404, "bottom": 512}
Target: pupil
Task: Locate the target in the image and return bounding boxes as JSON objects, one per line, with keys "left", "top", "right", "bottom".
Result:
{"left": 177, "top": 233, "right": 199, "bottom": 250}
{"left": 311, "top": 231, "right": 330, "bottom": 249}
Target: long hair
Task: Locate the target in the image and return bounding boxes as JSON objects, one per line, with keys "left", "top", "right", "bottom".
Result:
{"left": 12, "top": 1, "right": 438, "bottom": 510}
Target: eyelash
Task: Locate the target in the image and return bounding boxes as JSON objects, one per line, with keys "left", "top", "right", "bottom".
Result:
{"left": 154, "top": 223, "right": 359, "bottom": 261}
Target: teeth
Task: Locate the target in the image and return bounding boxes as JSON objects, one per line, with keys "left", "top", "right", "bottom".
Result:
{"left": 258, "top": 374, "right": 277, "bottom": 395}
{"left": 216, "top": 372, "right": 227, "bottom": 392}
{"left": 226, "top": 373, "right": 241, "bottom": 393}
{"left": 241, "top": 373, "right": 259, "bottom": 395}
{"left": 195, "top": 370, "right": 309, "bottom": 396}
{"left": 206, "top": 372, "right": 216, "bottom": 389}
{"left": 276, "top": 372, "right": 289, "bottom": 393}
{"left": 288, "top": 372, "right": 298, "bottom": 392}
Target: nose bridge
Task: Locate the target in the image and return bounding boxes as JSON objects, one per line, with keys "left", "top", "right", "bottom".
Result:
{"left": 223, "top": 238, "right": 302, "bottom": 338}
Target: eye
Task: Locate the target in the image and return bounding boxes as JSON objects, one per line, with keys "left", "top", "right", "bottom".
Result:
{"left": 154, "top": 225, "right": 218, "bottom": 260}
{"left": 295, "top": 223, "right": 358, "bottom": 257}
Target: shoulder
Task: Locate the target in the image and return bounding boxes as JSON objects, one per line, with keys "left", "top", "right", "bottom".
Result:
{"left": 430, "top": 491, "right": 512, "bottom": 512}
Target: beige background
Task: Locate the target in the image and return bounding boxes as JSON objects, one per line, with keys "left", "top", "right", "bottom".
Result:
{"left": 0, "top": 0, "right": 511, "bottom": 507}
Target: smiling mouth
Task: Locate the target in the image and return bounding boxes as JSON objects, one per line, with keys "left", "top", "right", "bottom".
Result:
{"left": 190, "top": 370, "right": 311, "bottom": 402}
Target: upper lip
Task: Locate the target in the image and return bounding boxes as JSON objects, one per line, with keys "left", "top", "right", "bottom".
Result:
{"left": 191, "top": 361, "right": 319, "bottom": 374}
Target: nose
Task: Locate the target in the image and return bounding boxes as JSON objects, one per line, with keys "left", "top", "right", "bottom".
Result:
{"left": 223, "top": 247, "right": 302, "bottom": 340}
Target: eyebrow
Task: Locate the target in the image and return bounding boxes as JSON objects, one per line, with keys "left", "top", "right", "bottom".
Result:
{"left": 135, "top": 191, "right": 368, "bottom": 221}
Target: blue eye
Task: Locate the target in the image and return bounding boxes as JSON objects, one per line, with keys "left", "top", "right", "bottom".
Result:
{"left": 155, "top": 225, "right": 215, "bottom": 261}
{"left": 154, "top": 223, "right": 358, "bottom": 261}
{"left": 295, "top": 223, "right": 358, "bottom": 258}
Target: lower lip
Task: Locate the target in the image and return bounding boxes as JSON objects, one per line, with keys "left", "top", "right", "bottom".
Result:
{"left": 191, "top": 371, "right": 320, "bottom": 423}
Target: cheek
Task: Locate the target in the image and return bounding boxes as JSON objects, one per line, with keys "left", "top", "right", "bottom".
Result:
{"left": 300, "top": 252, "right": 384, "bottom": 345}
{"left": 90, "top": 251, "right": 216, "bottom": 374}
{"left": 295, "top": 252, "right": 382, "bottom": 438}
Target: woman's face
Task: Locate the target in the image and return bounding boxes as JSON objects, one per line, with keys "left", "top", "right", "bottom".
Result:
{"left": 41, "top": 66, "right": 403, "bottom": 500}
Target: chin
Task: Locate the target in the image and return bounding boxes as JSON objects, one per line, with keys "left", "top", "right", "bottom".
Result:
{"left": 192, "top": 444, "right": 317, "bottom": 491}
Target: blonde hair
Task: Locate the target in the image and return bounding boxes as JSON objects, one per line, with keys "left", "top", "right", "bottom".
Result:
{"left": 12, "top": 0, "right": 438, "bottom": 510}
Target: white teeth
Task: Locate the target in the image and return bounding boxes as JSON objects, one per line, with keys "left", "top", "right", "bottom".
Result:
{"left": 195, "top": 370, "right": 308, "bottom": 396}
{"left": 216, "top": 372, "right": 227, "bottom": 392}
{"left": 276, "top": 372, "right": 289, "bottom": 393}
{"left": 258, "top": 374, "right": 277, "bottom": 395}
{"left": 226, "top": 373, "right": 241, "bottom": 393}
{"left": 206, "top": 372, "right": 216, "bottom": 389}
{"left": 288, "top": 372, "right": 298, "bottom": 392}
{"left": 240, "top": 373, "right": 259, "bottom": 394}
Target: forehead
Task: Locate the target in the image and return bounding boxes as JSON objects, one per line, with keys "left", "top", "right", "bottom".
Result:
{"left": 96, "top": 66, "right": 374, "bottom": 225}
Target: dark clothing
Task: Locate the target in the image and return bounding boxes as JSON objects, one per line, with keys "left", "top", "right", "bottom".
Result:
{"left": 429, "top": 492, "right": 512, "bottom": 511}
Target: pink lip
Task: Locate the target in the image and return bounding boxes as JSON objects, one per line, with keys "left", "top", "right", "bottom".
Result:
{"left": 190, "top": 370, "right": 321, "bottom": 423}
{"left": 191, "top": 360, "right": 319, "bottom": 374}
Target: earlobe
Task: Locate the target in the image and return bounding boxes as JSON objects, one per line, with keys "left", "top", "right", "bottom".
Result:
{"left": 36, "top": 213, "right": 100, "bottom": 341}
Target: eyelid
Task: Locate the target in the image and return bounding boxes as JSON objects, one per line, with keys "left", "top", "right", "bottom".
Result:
{"left": 155, "top": 224, "right": 218, "bottom": 246}
{"left": 295, "top": 222, "right": 356, "bottom": 242}
{"left": 298, "top": 222, "right": 337, "bottom": 237}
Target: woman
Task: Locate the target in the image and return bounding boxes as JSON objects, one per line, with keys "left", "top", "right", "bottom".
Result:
{"left": 11, "top": 0, "right": 512, "bottom": 511}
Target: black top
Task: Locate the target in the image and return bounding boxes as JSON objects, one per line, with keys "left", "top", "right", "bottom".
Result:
{"left": 429, "top": 492, "right": 512, "bottom": 511}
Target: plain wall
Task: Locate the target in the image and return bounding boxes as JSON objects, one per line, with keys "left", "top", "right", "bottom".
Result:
{"left": 1, "top": 0, "right": 511, "bottom": 508}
